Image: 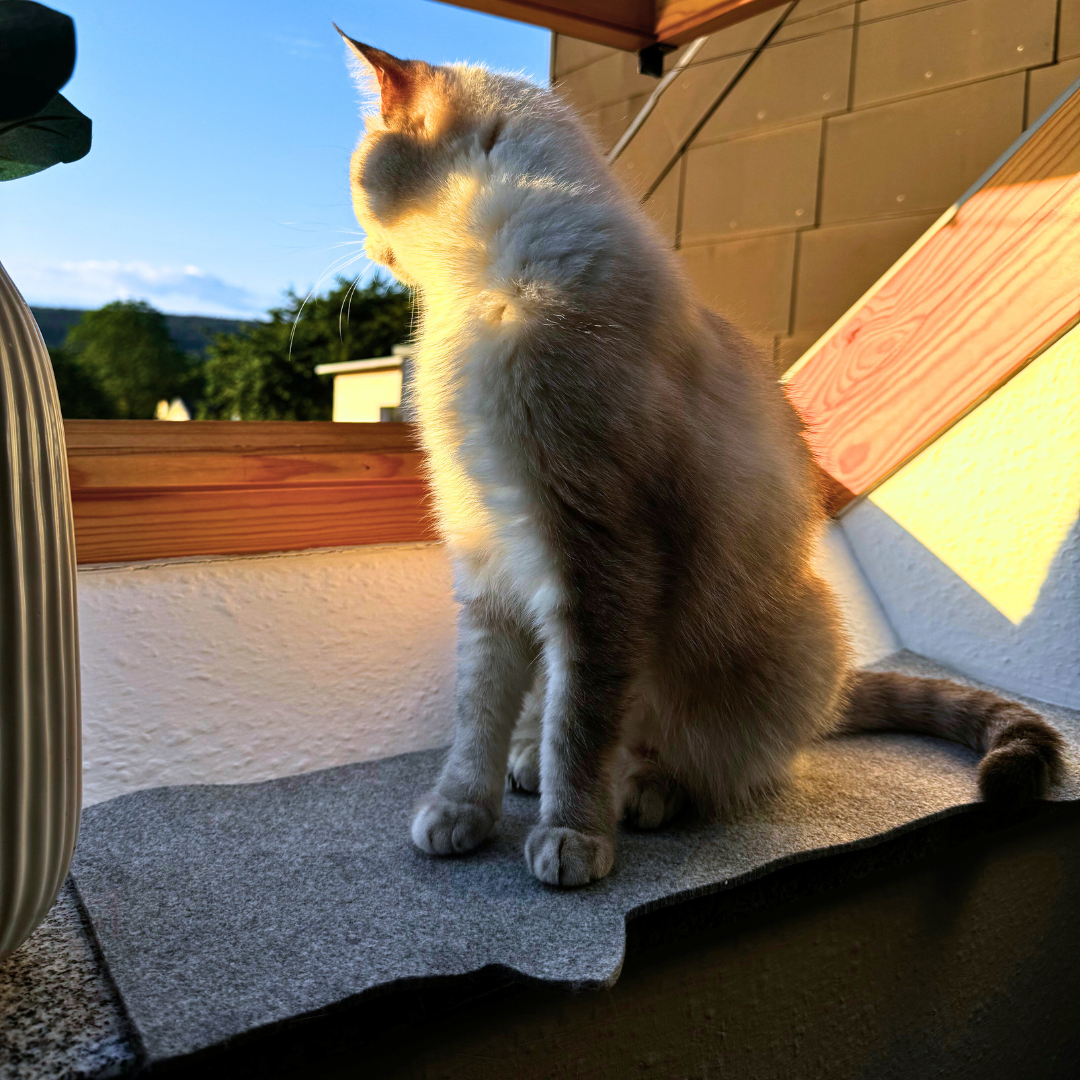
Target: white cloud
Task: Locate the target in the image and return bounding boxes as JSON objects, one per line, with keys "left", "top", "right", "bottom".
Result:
{"left": 9, "top": 260, "right": 272, "bottom": 317}
{"left": 273, "top": 33, "right": 325, "bottom": 57}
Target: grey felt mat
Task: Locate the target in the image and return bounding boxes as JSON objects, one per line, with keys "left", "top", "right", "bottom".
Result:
{"left": 70, "top": 652, "right": 1080, "bottom": 1065}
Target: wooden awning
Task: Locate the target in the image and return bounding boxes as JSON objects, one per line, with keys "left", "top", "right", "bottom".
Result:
{"left": 433, "top": 0, "right": 788, "bottom": 51}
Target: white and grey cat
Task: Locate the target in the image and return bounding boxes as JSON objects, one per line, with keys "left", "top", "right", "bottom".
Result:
{"left": 338, "top": 32, "right": 1063, "bottom": 887}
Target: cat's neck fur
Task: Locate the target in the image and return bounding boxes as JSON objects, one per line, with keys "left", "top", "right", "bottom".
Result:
{"left": 397, "top": 102, "right": 668, "bottom": 570}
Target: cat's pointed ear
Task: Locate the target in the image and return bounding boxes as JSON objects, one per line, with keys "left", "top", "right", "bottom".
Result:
{"left": 334, "top": 26, "right": 424, "bottom": 117}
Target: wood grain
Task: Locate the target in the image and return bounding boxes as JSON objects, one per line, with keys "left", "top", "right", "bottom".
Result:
{"left": 66, "top": 421, "right": 436, "bottom": 565}
{"left": 64, "top": 419, "right": 421, "bottom": 454}
{"left": 785, "top": 83, "right": 1080, "bottom": 503}
{"left": 434, "top": 0, "right": 656, "bottom": 50}
{"left": 427, "top": 0, "right": 789, "bottom": 49}
{"left": 64, "top": 412, "right": 848, "bottom": 565}
{"left": 654, "top": 0, "right": 787, "bottom": 43}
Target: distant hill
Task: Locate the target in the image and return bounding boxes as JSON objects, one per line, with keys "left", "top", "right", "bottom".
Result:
{"left": 31, "top": 307, "right": 259, "bottom": 353}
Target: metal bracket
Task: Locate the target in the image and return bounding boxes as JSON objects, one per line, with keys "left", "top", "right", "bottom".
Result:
{"left": 637, "top": 42, "right": 677, "bottom": 78}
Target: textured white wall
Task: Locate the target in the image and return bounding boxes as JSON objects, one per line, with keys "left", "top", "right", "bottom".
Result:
{"left": 841, "top": 500, "right": 1080, "bottom": 710}
{"left": 814, "top": 523, "right": 899, "bottom": 667}
{"left": 78, "top": 527, "right": 895, "bottom": 807}
{"left": 78, "top": 543, "right": 458, "bottom": 806}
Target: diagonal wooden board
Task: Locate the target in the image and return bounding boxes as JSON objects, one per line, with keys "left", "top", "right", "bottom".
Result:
{"left": 783, "top": 79, "right": 1080, "bottom": 509}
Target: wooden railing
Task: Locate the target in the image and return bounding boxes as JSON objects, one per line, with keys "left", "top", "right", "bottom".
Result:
{"left": 65, "top": 419, "right": 848, "bottom": 566}
{"left": 64, "top": 421, "right": 435, "bottom": 565}
{"left": 784, "top": 79, "right": 1080, "bottom": 511}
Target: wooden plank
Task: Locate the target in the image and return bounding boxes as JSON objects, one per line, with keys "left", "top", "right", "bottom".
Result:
{"left": 65, "top": 421, "right": 435, "bottom": 565}
{"left": 433, "top": 0, "right": 656, "bottom": 51}
{"left": 784, "top": 82, "right": 1080, "bottom": 504}
{"left": 654, "top": 0, "right": 787, "bottom": 43}
{"left": 431, "top": 0, "right": 788, "bottom": 49}
{"left": 68, "top": 450, "right": 425, "bottom": 491}
{"left": 63, "top": 420, "right": 420, "bottom": 454}
{"left": 70, "top": 483, "right": 435, "bottom": 565}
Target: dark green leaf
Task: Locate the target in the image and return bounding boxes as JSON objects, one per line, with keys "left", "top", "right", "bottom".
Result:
{"left": 0, "top": 92, "right": 91, "bottom": 180}
{"left": 0, "top": 1, "right": 75, "bottom": 121}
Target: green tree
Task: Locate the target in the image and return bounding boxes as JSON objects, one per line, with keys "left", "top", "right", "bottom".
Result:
{"left": 61, "top": 300, "right": 194, "bottom": 418}
{"left": 199, "top": 277, "right": 412, "bottom": 421}
{"left": 47, "top": 345, "right": 117, "bottom": 419}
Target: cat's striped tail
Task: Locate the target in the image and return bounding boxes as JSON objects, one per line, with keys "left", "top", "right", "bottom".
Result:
{"left": 838, "top": 670, "right": 1065, "bottom": 811}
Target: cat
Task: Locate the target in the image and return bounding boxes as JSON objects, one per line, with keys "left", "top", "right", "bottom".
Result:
{"left": 337, "top": 31, "right": 1064, "bottom": 887}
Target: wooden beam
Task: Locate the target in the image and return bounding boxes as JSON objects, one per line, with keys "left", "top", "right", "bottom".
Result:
{"left": 63, "top": 418, "right": 420, "bottom": 455}
{"left": 65, "top": 421, "right": 436, "bottom": 565}
{"left": 435, "top": 0, "right": 656, "bottom": 51}
{"left": 432, "top": 0, "right": 791, "bottom": 50}
{"left": 654, "top": 0, "right": 788, "bottom": 44}
{"left": 63, "top": 417, "right": 848, "bottom": 566}
{"left": 784, "top": 81, "right": 1080, "bottom": 509}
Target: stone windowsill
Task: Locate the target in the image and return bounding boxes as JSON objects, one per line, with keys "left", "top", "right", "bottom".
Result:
{"left": 3, "top": 651, "right": 1078, "bottom": 1078}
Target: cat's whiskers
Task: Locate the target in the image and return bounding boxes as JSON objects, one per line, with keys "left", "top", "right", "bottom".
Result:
{"left": 289, "top": 249, "right": 369, "bottom": 354}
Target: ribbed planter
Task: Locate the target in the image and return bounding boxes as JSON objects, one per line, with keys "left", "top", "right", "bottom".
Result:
{"left": 0, "top": 259, "right": 81, "bottom": 961}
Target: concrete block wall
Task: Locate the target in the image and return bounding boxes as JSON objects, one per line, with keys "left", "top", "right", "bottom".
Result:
{"left": 552, "top": 0, "right": 1080, "bottom": 370}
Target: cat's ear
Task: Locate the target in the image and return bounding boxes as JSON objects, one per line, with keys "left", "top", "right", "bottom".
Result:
{"left": 334, "top": 26, "right": 424, "bottom": 118}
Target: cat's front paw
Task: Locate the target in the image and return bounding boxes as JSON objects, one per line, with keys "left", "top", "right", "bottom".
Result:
{"left": 507, "top": 736, "right": 540, "bottom": 793}
{"left": 524, "top": 825, "right": 614, "bottom": 886}
{"left": 411, "top": 792, "right": 496, "bottom": 856}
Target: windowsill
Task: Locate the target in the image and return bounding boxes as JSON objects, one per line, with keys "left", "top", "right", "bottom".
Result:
{"left": 4, "top": 651, "right": 1077, "bottom": 1076}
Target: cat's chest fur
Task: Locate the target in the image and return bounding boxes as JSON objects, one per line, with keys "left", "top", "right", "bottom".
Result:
{"left": 411, "top": 323, "right": 562, "bottom": 627}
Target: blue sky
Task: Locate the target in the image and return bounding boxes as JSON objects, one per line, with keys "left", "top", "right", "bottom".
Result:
{"left": 1, "top": 0, "right": 550, "bottom": 317}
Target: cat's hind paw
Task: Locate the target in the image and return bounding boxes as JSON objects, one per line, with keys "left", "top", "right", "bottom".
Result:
{"left": 622, "top": 773, "right": 686, "bottom": 830}
{"left": 507, "top": 736, "right": 540, "bottom": 793}
{"left": 410, "top": 792, "right": 496, "bottom": 856}
{"left": 524, "top": 825, "right": 614, "bottom": 887}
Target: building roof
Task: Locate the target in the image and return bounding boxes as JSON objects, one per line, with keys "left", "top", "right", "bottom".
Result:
{"left": 315, "top": 344, "right": 412, "bottom": 377}
{"left": 314, "top": 356, "right": 401, "bottom": 376}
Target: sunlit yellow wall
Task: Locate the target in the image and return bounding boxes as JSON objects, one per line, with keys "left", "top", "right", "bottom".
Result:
{"left": 332, "top": 369, "right": 403, "bottom": 423}
{"left": 867, "top": 326, "right": 1080, "bottom": 624}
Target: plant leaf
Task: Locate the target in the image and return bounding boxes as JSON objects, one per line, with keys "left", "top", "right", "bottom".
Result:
{"left": 0, "top": 1, "right": 76, "bottom": 122}
{"left": 0, "top": 92, "right": 91, "bottom": 181}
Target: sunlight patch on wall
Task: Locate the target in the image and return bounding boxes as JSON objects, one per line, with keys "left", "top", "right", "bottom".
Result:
{"left": 868, "top": 326, "right": 1080, "bottom": 625}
